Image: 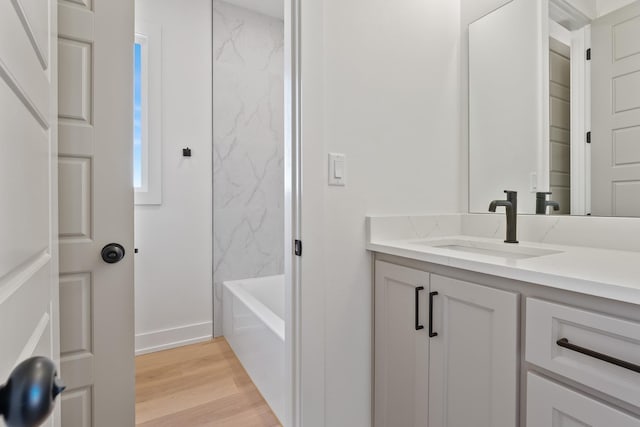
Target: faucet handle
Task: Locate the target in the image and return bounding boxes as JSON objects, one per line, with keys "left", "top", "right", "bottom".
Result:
{"left": 503, "top": 190, "right": 518, "bottom": 200}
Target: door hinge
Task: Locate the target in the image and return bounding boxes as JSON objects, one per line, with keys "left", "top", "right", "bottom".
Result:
{"left": 586, "top": 48, "right": 591, "bottom": 60}
{"left": 294, "top": 240, "right": 302, "bottom": 256}
{"left": 586, "top": 131, "right": 591, "bottom": 143}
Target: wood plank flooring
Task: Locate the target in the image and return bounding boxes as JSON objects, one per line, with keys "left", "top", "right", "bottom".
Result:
{"left": 135, "top": 338, "right": 281, "bottom": 426}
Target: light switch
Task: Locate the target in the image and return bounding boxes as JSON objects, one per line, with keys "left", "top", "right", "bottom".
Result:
{"left": 328, "top": 153, "right": 346, "bottom": 186}
{"left": 334, "top": 160, "right": 344, "bottom": 179}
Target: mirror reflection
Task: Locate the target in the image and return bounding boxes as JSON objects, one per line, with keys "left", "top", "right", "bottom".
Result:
{"left": 469, "top": 0, "right": 640, "bottom": 217}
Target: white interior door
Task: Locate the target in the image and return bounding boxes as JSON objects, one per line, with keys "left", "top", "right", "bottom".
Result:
{"left": 0, "top": 0, "right": 59, "bottom": 425}
{"left": 57, "top": 0, "right": 134, "bottom": 425}
{"left": 591, "top": 1, "right": 640, "bottom": 216}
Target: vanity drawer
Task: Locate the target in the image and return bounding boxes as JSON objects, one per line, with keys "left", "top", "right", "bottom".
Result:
{"left": 527, "top": 373, "right": 640, "bottom": 427}
{"left": 526, "top": 298, "right": 640, "bottom": 408}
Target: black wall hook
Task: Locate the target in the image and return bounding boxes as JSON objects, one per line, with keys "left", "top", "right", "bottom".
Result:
{"left": 182, "top": 147, "right": 192, "bottom": 157}
{"left": 0, "top": 357, "right": 65, "bottom": 427}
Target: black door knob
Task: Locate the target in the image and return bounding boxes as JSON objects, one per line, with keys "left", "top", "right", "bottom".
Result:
{"left": 0, "top": 357, "right": 65, "bottom": 427}
{"left": 101, "top": 243, "right": 125, "bottom": 264}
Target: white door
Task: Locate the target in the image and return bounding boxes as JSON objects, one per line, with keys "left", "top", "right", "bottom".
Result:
{"left": 527, "top": 373, "right": 640, "bottom": 426}
{"left": 428, "top": 275, "right": 518, "bottom": 427}
{"left": 0, "top": 0, "right": 59, "bottom": 425}
{"left": 57, "top": 0, "right": 135, "bottom": 426}
{"left": 374, "top": 261, "right": 429, "bottom": 427}
{"left": 591, "top": 1, "right": 640, "bottom": 216}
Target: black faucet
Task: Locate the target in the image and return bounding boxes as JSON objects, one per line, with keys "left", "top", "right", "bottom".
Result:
{"left": 536, "top": 192, "right": 560, "bottom": 215}
{"left": 489, "top": 190, "right": 518, "bottom": 243}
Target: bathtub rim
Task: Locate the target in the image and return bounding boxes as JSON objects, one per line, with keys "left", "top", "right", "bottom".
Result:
{"left": 223, "top": 275, "right": 285, "bottom": 342}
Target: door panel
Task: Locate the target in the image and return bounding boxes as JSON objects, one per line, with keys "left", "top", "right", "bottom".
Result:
{"left": 428, "top": 275, "right": 519, "bottom": 427}
{"left": 374, "top": 261, "right": 429, "bottom": 427}
{"left": 57, "top": 0, "right": 134, "bottom": 425}
{"left": 592, "top": 1, "right": 640, "bottom": 216}
{"left": 0, "top": 0, "right": 58, "bottom": 425}
{"left": 61, "top": 387, "right": 92, "bottom": 427}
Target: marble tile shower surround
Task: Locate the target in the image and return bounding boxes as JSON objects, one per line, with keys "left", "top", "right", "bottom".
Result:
{"left": 213, "top": 1, "right": 284, "bottom": 336}
{"left": 367, "top": 214, "right": 640, "bottom": 252}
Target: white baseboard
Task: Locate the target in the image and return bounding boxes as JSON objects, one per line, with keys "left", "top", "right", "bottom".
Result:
{"left": 135, "top": 321, "right": 213, "bottom": 355}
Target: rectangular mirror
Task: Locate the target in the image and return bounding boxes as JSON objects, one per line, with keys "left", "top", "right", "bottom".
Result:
{"left": 469, "top": 0, "right": 640, "bottom": 217}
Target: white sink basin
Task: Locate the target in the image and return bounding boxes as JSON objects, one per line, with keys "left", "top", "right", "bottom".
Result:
{"left": 414, "top": 238, "right": 562, "bottom": 260}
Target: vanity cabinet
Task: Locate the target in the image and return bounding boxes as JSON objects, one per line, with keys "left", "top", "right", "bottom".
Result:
{"left": 428, "top": 275, "right": 518, "bottom": 427}
{"left": 374, "top": 261, "right": 519, "bottom": 427}
{"left": 527, "top": 373, "right": 640, "bottom": 427}
{"left": 525, "top": 298, "right": 640, "bottom": 426}
{"left": 374, "top": 261, "right": 429, "bottom": 427}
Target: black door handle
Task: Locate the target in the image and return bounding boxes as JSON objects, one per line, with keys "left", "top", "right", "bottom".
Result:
{"left": 101, "top": 243, "right": 125, "bottom": 264}
{"left": 415, "top": 286, "right": 425, "bottom": 331}
{"left": 429, "top": 291, "right": 438, "bottom": 338}
{"left": 0, "top": 357, "right": 65, "bottom": 427}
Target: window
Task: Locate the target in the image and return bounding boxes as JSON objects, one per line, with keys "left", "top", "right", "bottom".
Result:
{"left": 133, "top": 42, "right": 143, "bottom": 189}
{"left": 134, "top": 22, "right": 162, "bottom": 205}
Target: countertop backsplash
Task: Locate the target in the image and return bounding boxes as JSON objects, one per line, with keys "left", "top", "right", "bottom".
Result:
{"left": 367, "top": 214, "right": 640, "bottom": 253}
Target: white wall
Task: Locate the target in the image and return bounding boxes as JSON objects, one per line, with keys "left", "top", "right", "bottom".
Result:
{"left": 134, "top": 0, "right": 213, "bottom": 354}
{"left": 299, "top": 0, "right": 462, "bottom": 424}
{"left": 596, "top": 0, "right": 637, "bottom": 16}
{"left": 562, "top": 0, "right": 637, "bottom": 19}
{"left": 212, "top": 1, "right": 284, "bottom": 337}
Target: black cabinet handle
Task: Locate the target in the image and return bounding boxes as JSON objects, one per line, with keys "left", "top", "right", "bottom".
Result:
{"left": 429, "top": 291, "right": 438, "bottom": 338}
{"left": 556, "top": 338, "right": 640, "bottom": 374}
{"left": 415, "top": 286, "right": 425, "bottom": 331}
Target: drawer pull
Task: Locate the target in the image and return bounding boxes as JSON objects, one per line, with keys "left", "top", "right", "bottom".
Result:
{"left": 556, "top": 338, "right": 640, "bottom": 374}
{"left": 415, "top": 286, "right": 425, "bottom": 331}
{"left": 429, "top": 291, "right": 438, "bottom": 338}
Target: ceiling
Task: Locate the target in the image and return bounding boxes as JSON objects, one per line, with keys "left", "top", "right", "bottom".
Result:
{"left": 221, "top": 0, "right": 284, "bottom": 19}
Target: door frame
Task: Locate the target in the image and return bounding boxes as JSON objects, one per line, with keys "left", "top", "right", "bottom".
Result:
{"left": 549, "top": 0, "right": 593, "bottom": 215}
{"left": 284, "top": 0, "right": 302, "bottom": 425}
{"left": 569, "top": 25, "right": 591, "bottom": 215}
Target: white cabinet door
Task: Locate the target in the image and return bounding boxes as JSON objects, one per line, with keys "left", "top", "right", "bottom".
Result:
{"left": 428, "top": 275, "right": 519, "bottom": 427}
{"left": 527, "top": 373, "right": 640, "bottom": 426}
{"left": 374, "top": 261, "right": 430, "bottom": 427}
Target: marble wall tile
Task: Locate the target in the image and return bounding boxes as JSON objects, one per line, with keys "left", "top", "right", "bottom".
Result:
{"left": 367, "top": 214, "right": 463, "bottom": 242}
{"left": 369, "top": 214, "right": 640, "bottom": 253}
{"left": 213, "top": 1, "right": 284, "bottom": 336}
{"left": 462, "top": 214, "right": 640, "bottom": 252}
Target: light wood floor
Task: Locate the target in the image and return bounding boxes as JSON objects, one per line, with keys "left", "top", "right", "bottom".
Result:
{"left": 135, "top": 338, "right": 281, "bottom": 427}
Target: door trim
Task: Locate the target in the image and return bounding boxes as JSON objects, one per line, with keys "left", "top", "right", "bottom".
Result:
{"left": 284, "top": 0, "right": 302, "bottom": 426}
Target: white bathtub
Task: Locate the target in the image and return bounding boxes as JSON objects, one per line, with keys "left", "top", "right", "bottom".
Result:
{"left": 223, "top": 274, "right": 285, "bottom": 423}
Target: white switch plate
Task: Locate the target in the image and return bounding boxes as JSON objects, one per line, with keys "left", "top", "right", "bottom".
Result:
{"left": 328, "top": 153, "right": 346, "bottom": 186}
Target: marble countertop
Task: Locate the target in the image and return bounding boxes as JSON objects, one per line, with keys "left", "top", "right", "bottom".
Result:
{"left": 367, "top": 235, "right": 640, "bottom": 306}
